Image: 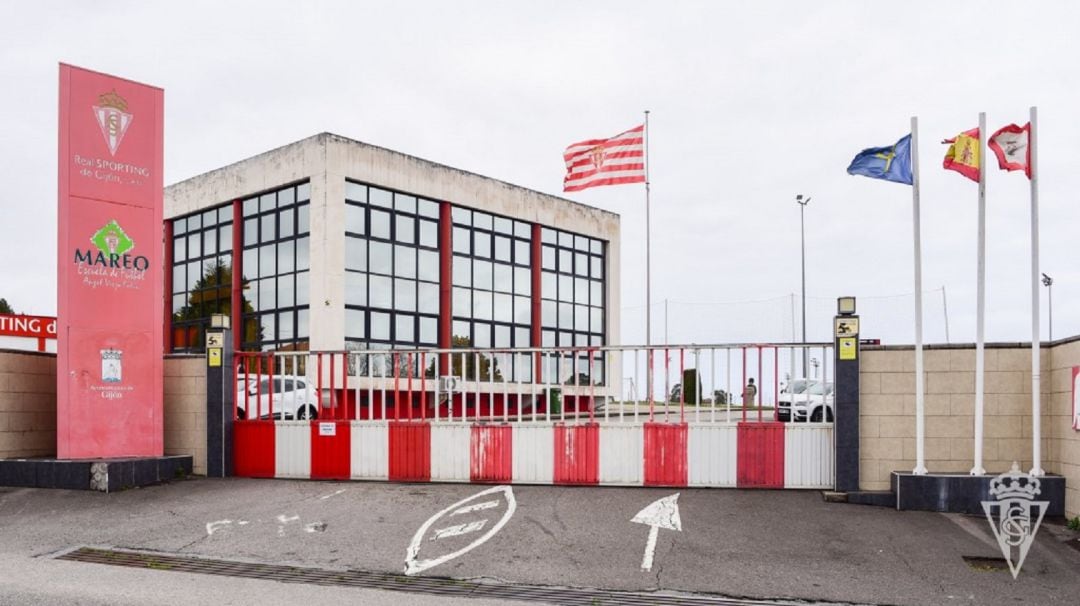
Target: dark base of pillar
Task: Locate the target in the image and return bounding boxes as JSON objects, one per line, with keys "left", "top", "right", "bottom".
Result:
{"left": 892, "top": 471, "right": 1066, "bottom": 516}
{"left": 0, "top": 455, "right": 193, "bottom": 492}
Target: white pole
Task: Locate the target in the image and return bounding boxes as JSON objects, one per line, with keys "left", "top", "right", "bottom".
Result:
{"left": 1029, "top": 106, "right": 1044, "bottom": 477}
{"left": 972, "top": 112, "right": 987, "bottom": 476}
{"left": 942, "top": 286, "right": 950, "bottom": 343}
{"left": 644, "top": 110, "right": 652, "bottom": 402}
{"left": 911, "top": 116, "right": 927, "bottom": 476}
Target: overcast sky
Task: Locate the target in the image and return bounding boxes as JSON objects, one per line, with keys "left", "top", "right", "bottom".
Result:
{"left": 2, "top": 0, "right": 1077, "bottom": 347}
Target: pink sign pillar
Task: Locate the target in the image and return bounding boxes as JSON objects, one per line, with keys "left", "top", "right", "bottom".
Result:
{"left": 57, "top": 64, "right": 164, "bottom": 458}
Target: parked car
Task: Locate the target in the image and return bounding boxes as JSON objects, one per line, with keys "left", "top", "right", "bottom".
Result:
{"left": 236, "top": 376, "right": 320, "bottom": 420}
{"left": 777, "top": 379, "right": 834, "bottom": 422}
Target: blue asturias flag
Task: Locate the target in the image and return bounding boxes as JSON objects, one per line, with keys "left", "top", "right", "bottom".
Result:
{"left": 847, "top": 134, "right": 913, "bottom": 185}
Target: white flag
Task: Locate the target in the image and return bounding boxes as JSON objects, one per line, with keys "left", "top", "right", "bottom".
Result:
{"left": 988, "top": 123, "right": 1030, "bottom": 178}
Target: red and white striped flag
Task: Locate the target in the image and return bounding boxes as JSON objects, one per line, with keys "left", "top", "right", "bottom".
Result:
{"left": 562, "top": 124, "right": 646, "bottom": 192}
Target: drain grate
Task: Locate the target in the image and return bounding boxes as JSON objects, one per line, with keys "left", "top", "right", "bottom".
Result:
{"left": 56, "top": 546, "right": 829, "bottom": 605}
{"left": 961, "top": 555, "right": 1010, "bottom": 572}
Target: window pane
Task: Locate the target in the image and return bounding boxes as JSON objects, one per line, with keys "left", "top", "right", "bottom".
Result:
{"left": 475, "top": 232, "right": 491, "bottom": 258}
{"left": 515, "top": 327, "right": 530, "bottom": 347}
{"left": 258, "top": 278, "right": 276, "bottom": 311}
{"left": 395, "top": 314, "right": 415, "bottom": 342}
{"left": 418, "top": 198, "right": 439, "bottom": 218}
{"left": 453, "top": 287, "right": 471, "bottom": 319}
{"left": 371, "top": 209, "right": 391, "bottom": 239}
{"left": 173, "top": 238, "right": 186, "bottom": 263}
{"left": 474, "top": 260, "right": 493, "bottom": 290}
{"left": 494, "top": 236, "right": 511, "bottom": 262}
{"left": 297, "top": 205, "right": 310, "bottom": 234}
{"left": 515, "top": 295, "right": 531, "bottom": 324}
{"left": 591, "top": 255, "right": 603, "bottom": 279}
{"left": 542, "top": 272, "right": 556, "bottom": 299}
{"left": 558, "top": 302, "right": 573, "bottom": 328}
{"left": 418, "top": 249, "right": 439, "bottom": 282}
{"left": 172, "top": 265, "right": 185, "bottom": 294}
{"left": 345, "top": 204, "right": 365, "bottom": 234}
{"left": 278, "top": 240, "right": 295, "bottom": 274}
{"left": 243, "top": 197, "right": 258, "bottom": 217}
{"left": 345, "top": 237, "right": 367, "bottom": 271}
{"left": 204, "top": 229, "right": 218, "bottom": 255}
{"left": 346, "top": 271, "right": 367, "bottom": 306}
{"left": 172, "top": 293, "right": 185, "bottom": 314}
{"left": 590, "top": 280, "right": 602, "bottom": 306}
{"left": 219, "top": 224, "right": 232, "bottom": 252}
{"left": 296, "top": 271, "right": 310, "bottom": 305}
{"left": 474, "top": 291, "right": 492, "bottom": 320}
{"left": 542, "top": 300, "right": 556, "bottom": 328}
{"left": 394, "top": 245, "right": 416, "bottom": 279}
{"left": 452, "top": 320, "right": 471, "bottom": 345}
{"left": 371, "top": 311, "right": 391, "bottom": 340}
{"left": 394, "top": 278, "right": 416, "bottom": 312}
{"left": 591, "top": 307, "right": 603, "bottom": 333}
{"left": 575, "top": 277, "right": 588, "bottom": 304}
{"left": 418, "top": 282, "right": 439, "bottom": 314}
{"left": 514, "top": 221, "right": 530, "bottom": 239}
{"left": 575, "top": 252, "right": 589, "bottom": 277}
{"left": 244, "top": 218, "right": 258, "bottom": 246}
{"left": 369, "top": 187, "right": 392, "bottom": 208}
{"left": 395, "top": 193, "right": 416, "bottom": 214}
{"left": 419, "top": 219, "right": 438, "bottom": 248}
{"left": 473, "top": 322, "right": 491, "bottom": 348}
{"left": 345, "top": 181, "right": 367, "bottom": 203}
{"left": 297, "top": 182, "right": 311, "bottom": 202}
{"left": 419, "top": 316, "right": 437, "bottom": 344}
{"left": 369, "top": 241, "right": 392, "bottom": 275}
{"left": 559, "top": 249, "right": 572, "bottom": 273}
{"left": 473, "top": 212, "right": 493, "bottom": 231}
{"left": 541, "top": 245, "right": 555, "bottom": 270}
{"left": 559, "top": 231, "right": 573, "bottom": 247}
{"left": 242, "top": 248, "right": 257, "bottom": 281}
{"left": 515, "top": 267, "right": 531, "bottom": 296}
{"left": 395, "top": 215, "right": 415, "bottom": 244}
{"left": 188, "top": 233, "right": 202, "bottom": 258}
{"left": 543, "top": 330, "right": 556, "bottom": 347}
{"left": 515, "top": 240, "right": 530, "bottom": 266}
{"left": 260, "top": 213, "right": 276, "bottom": 241}
{"left": 259, "top": 245, "right": 275, "bottom": 278}
{"left": 173, "top": 217, "right": 187, "bottom": 235}
{"left": 278, "top": 275, "right": 295, "bottom": 308}
{"left": 279, "top": 311, "right": 295, "bottom": 340}
{"left": 494, "top": 324, "right": 511, "bottom": 347}
{"left": 494, "top": 293, "right": 512, "bottom": 322}
{"left": 591, "top": 239, "right": 603, "bottom": 254}
{"left": 260, "top": 313, "right": 276, "bottom": 342}
{"left": 296, "top": 237, "right": 310, "bottom": 271}
{"left": 541, "top": 228, "right": 556, "bottom": 244}
{"left": 452, "top": 207, "right": 471, "bottom": 226}
{"left": 260, "top": 193, "right": 276, "bottom": 213}
{"left": 453, "top": 256, "right": 471, "bottom": 287}
{"left": 559, "top": 274, "right": 573, "bottom": 302}
{"left": 493, "top": 263, "right": 512, "bottom": 293}
{"left": 297, "top": 308, "right": 309, "bottom": 337}
{"left": 575, "top": 304, "right": 589, "bottom": 330}
{"left": 575, "top": 235, "right": 589, "bottom": 251}
{"left": 346, "top": 308, "right": 366, "bottom": 339}
{"left": 278, "top": 207, "right": 294, "bottom": 238}
{"left": 453, "top": 227, "right": 470, "bottom": 254}
{"left": 370, "top": 275, "right": 392, "bottom": 308}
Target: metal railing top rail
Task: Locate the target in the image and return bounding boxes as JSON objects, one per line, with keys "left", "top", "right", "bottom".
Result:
{"left": 234, "top": 342, "right": 836, "bottom": 357}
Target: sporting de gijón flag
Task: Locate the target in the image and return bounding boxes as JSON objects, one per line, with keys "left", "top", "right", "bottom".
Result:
{"left": 846, "top": 134, "right": 913, "bottom": 185}
{"left": 942, "top": 128, "right": 980, "bottom": 182}
{"left": 563, "top": 125, "right": 646, "bottom": 192}
{"left": 988, "top": 123, "right": 1031, "bottom": 178}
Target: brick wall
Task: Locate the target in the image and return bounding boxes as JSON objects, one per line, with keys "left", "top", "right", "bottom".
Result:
{"left": 1047, "top": 339, "right": 1080, "bottom": 519}
{"left": 163, "top": 355, "right": 207, "bottom": 475}
{"left": 0, "top": 350, "right": 57, "bottom": 458}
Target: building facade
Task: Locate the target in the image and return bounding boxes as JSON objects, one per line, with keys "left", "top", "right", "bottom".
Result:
{"left": 164, "top": 133, "right": 620, "bottom": 377}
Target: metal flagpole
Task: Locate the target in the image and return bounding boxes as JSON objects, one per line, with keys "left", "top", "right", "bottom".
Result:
{"left": 911, "top": 116, "right": 927, "bottom": 475}
{"left": 942, "top": 286, "right": 950, "bottom": 343}
{"left": 1029, "top": 106, "right": 1044, "bottom": 476}
{"left": 972, "top": 112, "right": 987, "bottom": 476}
{"left": 645, "top": 110, "right": 652, "bottom": 402}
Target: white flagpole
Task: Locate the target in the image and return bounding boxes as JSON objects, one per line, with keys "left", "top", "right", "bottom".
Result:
{"left": 644, "top": 110, "right": 653, "bottom": 402}
{"left": 911, "top": 116, "right": 927, "bottom": 475}
{"left": 972, "top": 112, "right": 987, "bottom": 476}
{"left": 1029, "top": 106, "right": 1044, "bottom": 476}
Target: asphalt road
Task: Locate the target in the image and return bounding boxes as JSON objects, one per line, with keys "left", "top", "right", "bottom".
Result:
{"left": 1, "top": 478, "right": 1079, "bottom": 605}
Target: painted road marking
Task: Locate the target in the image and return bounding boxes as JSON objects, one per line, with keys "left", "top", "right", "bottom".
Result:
{"left": 452, "top": 500, "right": 499, "bottom": 516}
{"left": 431, "top": 520, "right": 488, "bottom": 541}
{"left": 319, "top": 488, "right": 346, "bottom": 500}
{"left": 405, "top": 485, "right": 516, "bottom": 576}
{"left": 631, "top": 493, "right": 682, "bottom": 572}
{"left": 206, "top": 520, "right": 232, "bottom": 536}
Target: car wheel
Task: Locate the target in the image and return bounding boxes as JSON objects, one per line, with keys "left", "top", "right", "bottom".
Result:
{"left": 810, "top": 408, "right": 823, "bottom": 422}
{"left": 299, "top": 405, "right": 318, "bottom": 421}
{"left": 236, "top": 408, "right": 246, "bottom": 421}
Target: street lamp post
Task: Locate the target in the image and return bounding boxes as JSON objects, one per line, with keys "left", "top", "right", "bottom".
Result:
{"left": 1042, "top": 273, "right": 1053, "bottom": 341}
{"left": 796, "top": 194, "right": 811, "bottom": 377}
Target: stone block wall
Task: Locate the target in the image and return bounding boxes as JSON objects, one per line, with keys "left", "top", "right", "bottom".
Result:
{"left": 0, "top": 350, "right": 57, "bottom": 459}
{"left": 163, "top": 355, "right": 207, "bottom": 475}
{"left": 1047, "top": 339, "right": 1080, "bottom": 518}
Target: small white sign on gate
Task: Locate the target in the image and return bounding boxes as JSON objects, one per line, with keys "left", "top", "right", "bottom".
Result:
{"left": 318, "top": 422, "right": 336, "bottom": 437}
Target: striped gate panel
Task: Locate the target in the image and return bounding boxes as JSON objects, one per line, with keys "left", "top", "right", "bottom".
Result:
{"left": 511, "top": 423, "right": 554, "bottom": 484}
{"left": 784, "top": 424, "right": 834, "bottom": 488}
{"left": 234, "top": 421, "right": 276, "bottom": 478}
{"left": 736, "top": 422, "right": 785, "bottom": 488}
{"left": 274, "top": 421, "right": 311, "bottom": 479}
{"left": 470, "top": 424, "right": 513, "bottom": 483}
{"left": 643, "top": 422, "right": 688, "bottom": 487}
{"left": 553, "top": 423, "right": 599, "bottom": 485}
{"left": 350, "top": 421, "right": 388, "bottom": 480}
{"left": 388, "top": 421, "right": 431, "bottom": 482}
{"left": 687, "top": 423, "right": 738, "bottom": 487}
{"left": 429, "top": 423, "right": 470, "bottom": 482}
{"left": 310, "top": 420, "right": 351, "bottom": 480}
{"left": 598, "top": 423, "right": 644, "bottom": 485}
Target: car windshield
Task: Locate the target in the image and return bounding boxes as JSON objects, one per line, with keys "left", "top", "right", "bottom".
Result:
{"left": 785, "top": 379, "right": 810, "bottom": 394}
{"left": 806, "top": 381, "right": 833, "bottom": 395}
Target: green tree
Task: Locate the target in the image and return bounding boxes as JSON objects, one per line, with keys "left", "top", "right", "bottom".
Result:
{"left": 0, "top": 298, "right": 13, "bottom": 314}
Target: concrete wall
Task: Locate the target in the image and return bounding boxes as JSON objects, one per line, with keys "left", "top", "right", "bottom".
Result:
{"left": 860, "top": 339, "right": 1079, "bottom": 518}
{"left": 0, "top": 350, "right": 57, "bottom": 458}
{"left": 163, "top": 355, "right": 207, "bottom": 475}
{"left": 0, "top": 351, "right": 207, "bottom": 476}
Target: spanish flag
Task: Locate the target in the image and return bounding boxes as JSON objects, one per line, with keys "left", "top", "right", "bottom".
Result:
{"left": 942, "top": 128, "right": 980, "bottom": 182}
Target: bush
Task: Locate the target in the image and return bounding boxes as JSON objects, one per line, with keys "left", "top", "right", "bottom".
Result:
{"left": 1068, "top": 516, "right": 1080, "bottom": 531}
{"left": 681, "top": 369, "right": 702, "bottom": 404}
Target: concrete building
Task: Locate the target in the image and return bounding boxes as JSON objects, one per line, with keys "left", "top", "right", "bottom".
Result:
{"left": 164, "top": 133, "right": 620, "bottom": 377}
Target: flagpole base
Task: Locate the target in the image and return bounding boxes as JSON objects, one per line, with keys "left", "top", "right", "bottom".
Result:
{"left": 969, "top": 467, "right": 985, "bottom": 476}
{"left": 1029, "top": 467, "right": 1045, "bottom": 477}
{"left": 912, "top": 465, "right": 928, "bottom": 476}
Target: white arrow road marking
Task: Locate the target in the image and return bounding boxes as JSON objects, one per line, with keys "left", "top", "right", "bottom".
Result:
{"left": 452, "top": 500, "right": 500, "bottom": 516}
{"left": 431, "top": 520, "right": 487, "bottom": 541}
{"left": 405, "top": 485, "right": 516, "bottom": 576}
{"left": 206, "top": 520, "right": 232, "bottom": 536}
{"left": 631, "top": 493, "right": 682, "bottom": 572}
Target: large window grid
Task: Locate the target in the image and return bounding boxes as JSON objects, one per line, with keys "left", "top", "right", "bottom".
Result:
{"left": 452, "top": 207, "right": 533, "bottom": 382}
{"left": 240, "top": 182, "right": 311, "bottom": 352}
{"left": 540, "top": 227, "right": 606, "bottom": 384}
{"left": 171, "top": 203, "right": 233, "bottom": 352}
{"left": 344, "top": 182, "right": 440, "bottom": 376}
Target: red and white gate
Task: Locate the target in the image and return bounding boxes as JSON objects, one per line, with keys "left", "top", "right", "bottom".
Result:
{"left": 232, "top": 344, "right": 835, "bottom": 489}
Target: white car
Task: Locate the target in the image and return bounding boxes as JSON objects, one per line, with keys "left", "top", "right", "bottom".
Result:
{"left": 236, "top": 376, "right": 320, "bottom": 420}
{"left": 777, "top": 379, "right": 834, "bottom": 423}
